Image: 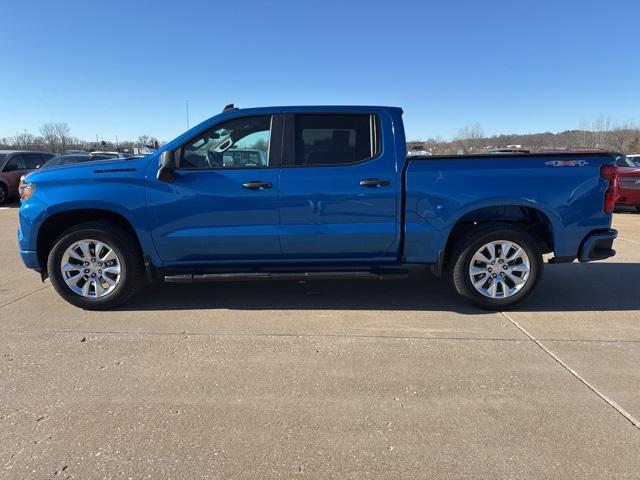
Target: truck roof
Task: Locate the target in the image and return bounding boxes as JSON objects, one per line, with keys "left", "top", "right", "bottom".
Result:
{"left": 219, "top": 105, "right": 404, "bottom": 115}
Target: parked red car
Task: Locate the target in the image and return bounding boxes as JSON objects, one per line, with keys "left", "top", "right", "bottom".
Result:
{"left": 0, "top": 150, "right": 54, "bottom": 204}
{"left": 616, "top": 154, "right": 640, "bottom": 211}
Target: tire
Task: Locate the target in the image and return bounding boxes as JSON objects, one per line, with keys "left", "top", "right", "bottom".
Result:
{"left": 47, "top": 221, "right": 144, "bottom": 310}
{"left": 0, "top": 184, "right": 7, "bottom": 205}
{"left": 635, "top": 206, "right": 640, "bottom": 213}
{"left": 448, "top": 224, "right": 543, "bottom": 310}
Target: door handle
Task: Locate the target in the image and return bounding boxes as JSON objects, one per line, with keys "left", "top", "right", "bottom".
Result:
{"left": 242, "top": 180, "right": 273, "bottom": 190}
{"left": 359, "top": 178, "right": 390, "bottom": 187}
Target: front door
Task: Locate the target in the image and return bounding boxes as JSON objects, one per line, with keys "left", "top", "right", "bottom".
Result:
{"left": 147, "top": 115, "right": 282, "bottom": 265}
{"left": 278, "top": 113, "right": 400, "bottom": 261}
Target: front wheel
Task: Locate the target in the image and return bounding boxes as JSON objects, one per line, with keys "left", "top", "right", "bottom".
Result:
{"left": 448, "top": 224, "right": 543, "bottom": 310}
{"left": 47, "top": 222, "right": 144, "bottom": 310}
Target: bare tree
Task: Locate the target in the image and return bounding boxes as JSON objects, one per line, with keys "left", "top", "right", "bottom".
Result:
{"left": 137, "top": 134, "right": 151, "bottom": 146}
{"left": 15, "top": 131, "right": 36, "bottom": 149}
{"left": 52, "top": 123, "right": 71, "bottom": 152}
{"left": 456, "top": 123, "right": 484, "bottom": 153}
{"left": 456, "top": 123, "right": 484, "bottom": 140}
{"left": 40, "top": 123, "right": 59, "bottom": 152}
{"left": 628, "top": 135, "right": 640, "bottom": 154}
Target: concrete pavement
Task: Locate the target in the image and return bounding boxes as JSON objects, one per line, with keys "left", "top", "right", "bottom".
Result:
{"left": 1, "top": 204, "right": 639, "bottom": 479}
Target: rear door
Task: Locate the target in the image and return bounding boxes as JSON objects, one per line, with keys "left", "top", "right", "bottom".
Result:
{"left": 147, "top": 115, "right": 283, "bottom": 265}
{"left": 278, "top": 112, "right": 400, "bottom": 260}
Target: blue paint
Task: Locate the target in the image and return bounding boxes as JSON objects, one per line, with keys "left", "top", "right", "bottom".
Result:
{"left": 18, "top": 106, "right": 616, "bottom": 274}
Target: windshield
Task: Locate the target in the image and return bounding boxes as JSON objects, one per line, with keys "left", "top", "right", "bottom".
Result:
{"left": 616, "top": 155, "right": 638, "bottom": 168}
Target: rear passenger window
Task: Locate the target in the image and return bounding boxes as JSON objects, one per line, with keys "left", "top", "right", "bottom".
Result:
{"left": 293, "top": 114, "right": 379, "bottom": 166}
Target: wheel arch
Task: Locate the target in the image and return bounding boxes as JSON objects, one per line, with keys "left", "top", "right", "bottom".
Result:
{"left": 36, "top": 209, "right": 143, "bottom": 273}
{"left": 439, "top": 203, "right": 557, "bottom": 272}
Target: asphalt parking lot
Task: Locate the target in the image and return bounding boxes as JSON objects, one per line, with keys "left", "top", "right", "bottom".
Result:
{"left": 1, "top": 203, "right": 639, "bottom": 479}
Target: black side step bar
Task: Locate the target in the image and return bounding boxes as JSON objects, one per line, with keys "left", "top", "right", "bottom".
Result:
{"left": 164, "top": 269, "right": 408, "bottom": 283}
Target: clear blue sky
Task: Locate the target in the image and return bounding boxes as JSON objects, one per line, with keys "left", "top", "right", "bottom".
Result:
{"left": 1, "top": 0, "right": 639, "bottom": 142}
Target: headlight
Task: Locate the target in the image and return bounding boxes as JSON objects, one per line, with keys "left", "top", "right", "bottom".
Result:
{"left": 20, "top": 181, "right": 35, "bottom": 201}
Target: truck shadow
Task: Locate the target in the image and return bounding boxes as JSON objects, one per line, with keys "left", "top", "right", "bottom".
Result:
{"left": 122, "top": 262, "right": 640, "bottom": 313}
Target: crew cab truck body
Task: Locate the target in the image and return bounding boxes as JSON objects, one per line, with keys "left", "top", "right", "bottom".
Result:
{"left": 18, "top": 105, "right": 618, "bottom": 310}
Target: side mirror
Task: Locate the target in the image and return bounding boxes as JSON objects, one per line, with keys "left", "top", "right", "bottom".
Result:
{"left": 156, "top": 150, "right": 176, "bottom": 183}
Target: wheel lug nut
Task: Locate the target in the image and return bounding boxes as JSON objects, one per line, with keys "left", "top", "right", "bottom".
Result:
{"left": 492, "top": 273, "right": 497, "bottom": 278}
{"left": 84, "top": 262, "right": 89, "bottom": 266}
{"left": 91, "top": 258, "right": 96, "bottom": 262}
{"left": 503, "top": 265, "right": 508, "bottom": 269}
{"left": 84, "top": 269, "right": 90, "bottom": 273}
{"left": 91, "top": 273, "right": 96, "bottom": 277}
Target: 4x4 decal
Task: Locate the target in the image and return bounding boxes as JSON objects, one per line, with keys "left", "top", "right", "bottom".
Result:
{"left": 544, "top": 160, "right": 589, "bottom": 167}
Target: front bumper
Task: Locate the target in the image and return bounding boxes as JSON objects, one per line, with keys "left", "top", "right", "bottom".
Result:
{"left": 19, "top": 249, "right": 40, "bottom": 270}
{"left": 578, "top": 229, "right": 617, "bottom": 263}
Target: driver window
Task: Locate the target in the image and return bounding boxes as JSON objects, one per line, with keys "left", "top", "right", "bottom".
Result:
{"left": 180, "top": 115, "right": 272, "bottom": 169}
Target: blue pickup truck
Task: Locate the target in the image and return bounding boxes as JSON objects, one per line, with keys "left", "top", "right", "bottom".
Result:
{"left": 18, "top": 105, "right": 619, "bottom": 310}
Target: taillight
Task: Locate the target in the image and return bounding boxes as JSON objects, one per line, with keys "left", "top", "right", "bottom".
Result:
{"left": 601, "top": 164, "right": 619, "bottom": 214}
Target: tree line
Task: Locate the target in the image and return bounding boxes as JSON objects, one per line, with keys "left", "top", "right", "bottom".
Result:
{"left": 4, "top": 118, "right": 640, "bottom": 157}
{"left": 0, "top": 123, "right": 160, "bottom": 153}
{"left": 408, "top": 117, "right": 640, "bottom": 155}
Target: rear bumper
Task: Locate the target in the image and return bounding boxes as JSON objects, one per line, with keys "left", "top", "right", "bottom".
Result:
{"left": 616, "top": 188, "right": 640, "bottom": 206}
{"left": 578, "top": 229, "right": 617, "bottom": 263}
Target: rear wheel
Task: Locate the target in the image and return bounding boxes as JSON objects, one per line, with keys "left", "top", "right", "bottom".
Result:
{"left": 449, "top": 224, "right": 543, "bottom": 310}
{"left": 47, "top": 222, "right": 144, "bottom": 309}
{"left": 0, "top": 185, "right": 7, "bottom": 205}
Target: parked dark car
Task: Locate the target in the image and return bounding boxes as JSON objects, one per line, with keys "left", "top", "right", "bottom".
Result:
{"left": 0, "top": 150, "right": 54, "bottom": 204}
{"left": 40, "top": 153, "right": 112, "bottom": 170}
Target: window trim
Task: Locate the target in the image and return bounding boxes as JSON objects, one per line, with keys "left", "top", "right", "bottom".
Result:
{"left": 281, "top": 113, "right": 382, "bottom": 168}
{"left": 174, "top": 114, "right": 281, "bottom": 171}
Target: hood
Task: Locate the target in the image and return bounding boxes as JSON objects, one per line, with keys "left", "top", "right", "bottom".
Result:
{"left": 24, "top": 156, "right": 153, "bottom": 183}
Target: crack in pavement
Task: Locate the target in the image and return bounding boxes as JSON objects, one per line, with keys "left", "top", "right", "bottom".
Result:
{"left": 0, "top": 285, "right": 51, "bottom": 310}
{"left": 501, "top": 311, "right": 640, "bottom": 431}
{"left": 4, "top": 328, "right": 640, "bottom": 345}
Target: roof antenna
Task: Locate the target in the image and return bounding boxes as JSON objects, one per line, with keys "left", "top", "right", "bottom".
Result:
{"left": 223, "top": 103, "right": 237, "bottom": 112}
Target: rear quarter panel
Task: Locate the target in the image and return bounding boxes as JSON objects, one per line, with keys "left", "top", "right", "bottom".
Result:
{"left": 404, "top": 154, "right": 615, "bottom": 263}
